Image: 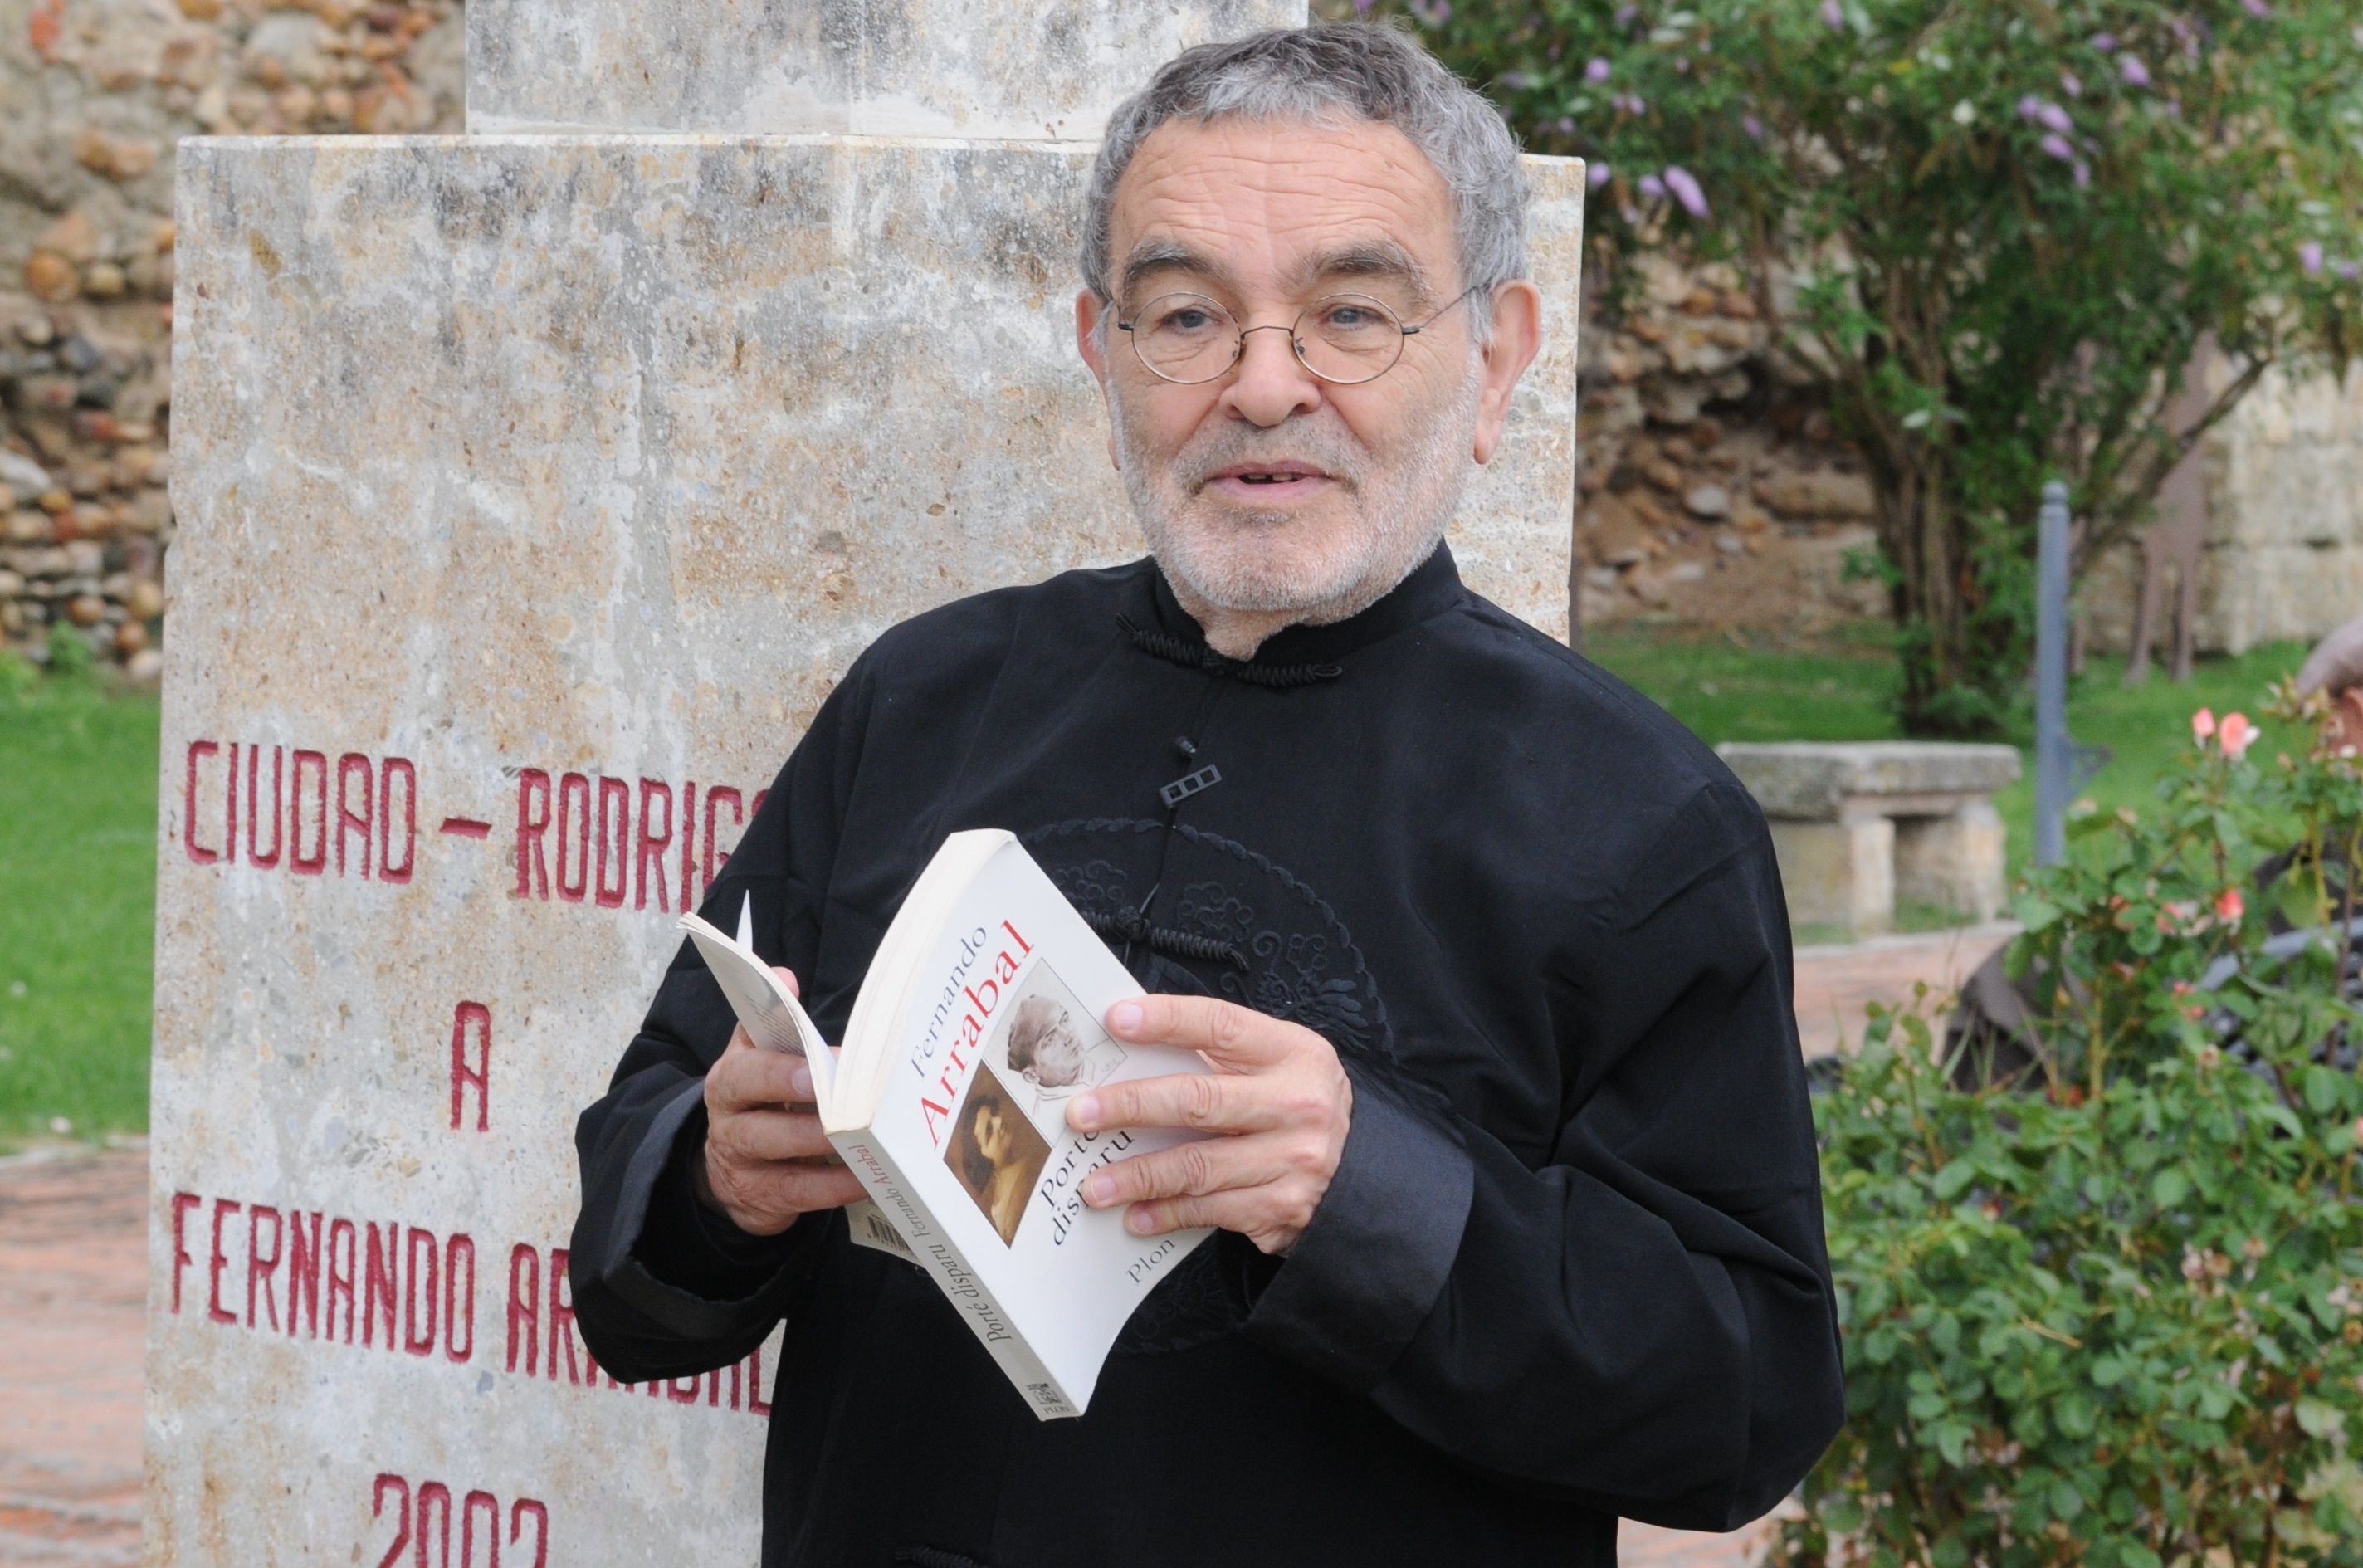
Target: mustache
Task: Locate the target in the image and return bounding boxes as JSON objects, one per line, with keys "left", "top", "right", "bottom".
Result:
{"left": 1179, "top": 431, "right": 1365, "bottom": 491}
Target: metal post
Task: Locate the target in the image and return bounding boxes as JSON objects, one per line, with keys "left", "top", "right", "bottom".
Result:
{"left": 2034, "top": 479, "right": 2072, "bottom": 867}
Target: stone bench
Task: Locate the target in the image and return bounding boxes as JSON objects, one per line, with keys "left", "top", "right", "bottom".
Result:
{"left": 1715, "top": 742, "right": 2022, "bottom": 937}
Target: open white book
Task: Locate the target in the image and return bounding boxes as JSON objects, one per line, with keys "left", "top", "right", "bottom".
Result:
{"left": 677, "top": 828, "right": 1214, "bottom": 1419}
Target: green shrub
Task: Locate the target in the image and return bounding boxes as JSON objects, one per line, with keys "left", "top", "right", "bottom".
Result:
{"left": 1782, "top": 686, "right": 2363, "bottom": 1565}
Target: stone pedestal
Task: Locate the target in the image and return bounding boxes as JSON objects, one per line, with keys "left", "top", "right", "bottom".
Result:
{"left": 1720, "top": 742, "right": 2019, "bottom": 939}
{"left": 1767, "top": 815, "right": 1893, "bottom": 937}
{"left": 153, "top": 7, "right": 1585, "bottom": 1563}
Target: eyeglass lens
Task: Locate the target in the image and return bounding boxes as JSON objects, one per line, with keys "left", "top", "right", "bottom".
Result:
{"left": 1130, "top": 292, "right": 1405, "bottom": 385}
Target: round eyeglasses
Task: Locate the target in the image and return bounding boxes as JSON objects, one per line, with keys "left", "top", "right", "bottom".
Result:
{"left": 1115, "top": 286, "right": 1480, "bottom": 386}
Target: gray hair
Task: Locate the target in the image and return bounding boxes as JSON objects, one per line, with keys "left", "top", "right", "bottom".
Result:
{"left": 1080, "top": 20, "right": 1528, "bottom": 346}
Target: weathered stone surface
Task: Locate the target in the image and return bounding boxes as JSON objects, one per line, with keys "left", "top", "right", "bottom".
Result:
{"left": 1894, "top": 800, "right": 2006, "bottom": 923}
{"left": 1768, "top": 815, "right": 1895, "bottom": 937}
{"left": 1717, "top": 741, "right": 2021, "bottom": 822}
{"left": 1759, "top": 467, "right": 1873, "bottom": 520}
{"left": 159, "top": 125, "right": 1581, "bottom": 1562}
{"left": 467, "top": 0, "right": 1307, "bottom": 139}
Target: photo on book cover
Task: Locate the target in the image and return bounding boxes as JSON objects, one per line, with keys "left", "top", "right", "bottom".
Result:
{"left": 998, "top": 965, "right": 1129, "bottom": 1130}
{"left": 944, "top": 1060, "right": 1053, "bottom": 1246}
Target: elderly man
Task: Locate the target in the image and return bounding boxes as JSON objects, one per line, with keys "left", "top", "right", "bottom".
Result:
{"left": 569, "top": 22, "right": 1843, "bottom": 1566}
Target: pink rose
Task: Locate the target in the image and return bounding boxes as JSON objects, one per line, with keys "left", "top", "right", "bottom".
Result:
{"left": 2191, "top": 707, "right": 2216, "bottom": 743}
{"left": 2214, "top": 887, "right": 2244, "bottom": 924}
{"left": 2219, "top": 711, "right": 2257, "bottom": 760}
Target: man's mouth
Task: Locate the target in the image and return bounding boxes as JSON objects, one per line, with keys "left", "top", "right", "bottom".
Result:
{"left": 1203, "top": 463, "right": 1335, "bottom": 500}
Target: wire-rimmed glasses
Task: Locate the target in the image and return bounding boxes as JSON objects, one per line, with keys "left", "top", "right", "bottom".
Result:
{"left": 1115, "top": 286, "right": 1479, "bottom": 386}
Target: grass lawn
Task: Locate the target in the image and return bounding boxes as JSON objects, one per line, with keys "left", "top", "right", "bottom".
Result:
{"left": 0, "top": 667, "right": 159, "bottom": 1148}
{"left": 1583, "top": 621, "right": 2315, "bottom": 901}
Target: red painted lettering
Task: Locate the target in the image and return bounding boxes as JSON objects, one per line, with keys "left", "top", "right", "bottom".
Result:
{"left": 450, "top": 1001, "right": 491, "bottom": 1132}
{"left": 635, "top": 779, "right": 673, "bottom": 912}
{"left": 364, "top": 1220, "right": 399, "bottom": 1349}
{"left": 286, "top": 1209, "right": 324, "bottom": 1339}
{"left": 247, "top": 744, "right": 284, "bottom": 867}
{"left": 415, "top": 1482, "right": 452, "bottom": 1568}
{"left": 381, "top": 756, "right": 417, "bottom": 883}
{"left": 677, "top": 781, "right": 699, "bottom": 913}
{"left": 336, "top": 751, "right": 374, "bottom": 878}
{"left": 373, "top": 1473, "right": 412, "bottom": 1568}
{"left": 290, "top": 748, "right": 329, "bottom": 874}
{"left": 404, "top": 1225, "right": 440, "bottom": 1358}
{"left": 445, "top": 1234, "right": 476, "bottom": 1364}
{"left": 183, "top": 740, "right": 220, "bottom": 863}
{"left": 510, "top": 1499, "right": 548, "bottom": 1568}
{"left": 246, "top": 1204, "right": 283, "bottom": 1331}
{"left": 554, "top": 773, "right": 589, "bottom": 902}
{"left": 327, "top": 1217, "right": 359, "bottom": 1344}
{"left": 593, "top": 776, "right": 630, "bottom": 909}
{"left": 207, "top": 1198, "right": 241, "bottom": 1325}
{"left": 702, "top": 785, "right": 743, "bottom": 887}
{"left": 170, "top": 1191, "right": 201, "bottom": 1313}
{"left": 513, "top": 769, "right": 551, "bottom": 900}
{"left": 462, "top": 1489, "right": 500, "bottom": 1568}
{"left": 505, "top": 1244, "right": 540, "bottom": 1376}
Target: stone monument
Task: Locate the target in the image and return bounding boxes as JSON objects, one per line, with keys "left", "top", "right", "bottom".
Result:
{"left": 153, "top": 4, "right": 1584, "bottom": 1560}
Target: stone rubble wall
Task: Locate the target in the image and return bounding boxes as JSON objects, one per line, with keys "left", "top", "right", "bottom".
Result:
{"left": 0, "top": 0, "right": 464, "bottom": 681}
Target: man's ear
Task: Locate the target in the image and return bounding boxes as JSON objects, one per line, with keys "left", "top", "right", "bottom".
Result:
{"left": 1471, "top": 279, "right": 1544, "bottom": 466}
{"left": 1076, "top": 289, "right": 1121, "bottom": 473}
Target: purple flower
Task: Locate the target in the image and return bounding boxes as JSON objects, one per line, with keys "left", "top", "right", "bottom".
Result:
{"left": 1352, "top": 0, "right": 1374, "bottom": 12}
{"left": 1555, "top": 115, "right": 1575, "bottom": 135}
{"left": 1821, "top": 0, "right": 1844, "bottom": 30}
{"left": 2119, "top": 55, "right": 2151, "bottom": 87}
{"left": 1638, "top": 172, "right": 1667, "bottom": 200}
{"left": 2060, "top": 70, "right": 2082, "bottom": 97}
{"left": 2039, "top": 132, "right": 2075, "bottom": 161}
{"left": 2301, "top": 241, "right": 2324, "bottom": 275}
{"left": 1662, "top": 165, "right": 1708, "bottom": 217}
{"left": 2241, "top": 0, "right": 2269, "bottom": 16}
{"left": 2018, "top": 94, "right": 2044, "bottom": 121}
{"left": 2332, "top": 260, "right": 2361, "bottom": 281}
{"left": 2073, "top": 159, "right": 2091, "bottom": 188}
{"left": 2038, "top": 101, "right": 2074, "bottom": 134}
{"left": 1614, "top": 2, "right": 1637, "bottom": 22}
{"left": 1741, "top": 112, "right": 1765, "bottom": 141}
{"left": 2090, "top": 32, "right": 2116, "bottom": 52}
{"left": 1587, "top": 159, "right": 1611, "bottom": 188}
{"left": 1585, "top": 56, "right": 1611, "bottom": 82}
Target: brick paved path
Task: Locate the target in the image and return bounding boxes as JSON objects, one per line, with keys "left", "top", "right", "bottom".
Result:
{"left": 0, "top": 1147, "right": 144, "bottom": 1567}
{"left": 0, "top": 928, "right": 2013, "bottom": 1566}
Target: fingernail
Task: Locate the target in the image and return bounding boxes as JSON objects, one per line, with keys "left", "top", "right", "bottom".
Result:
{"left": 1125, "top": 1207, "right": 1155, "bottom": 1235}
{"left": 1071, "top": 1093, "right": 1101, "bottom": 1130}
{"left": 1083, "top": 1173, "right": 1113, "bottom": 1205}
{"left": 791, "top": 1065, "right": 813, "bottom": 1097}
{"left": 1110, "top": 1002, "right": 1143, "bottom": 1036}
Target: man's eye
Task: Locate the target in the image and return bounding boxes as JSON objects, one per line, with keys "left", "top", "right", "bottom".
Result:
{"left": 1321, "top": 305, "right": 1384, "bottom": 331}
{"left": 1154, "top": 308, "right": 1220, "bottom": 334}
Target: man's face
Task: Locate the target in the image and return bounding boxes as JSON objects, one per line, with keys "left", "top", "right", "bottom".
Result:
{"left": 1077, "top": 115, "right": 1540, "bottom": 623}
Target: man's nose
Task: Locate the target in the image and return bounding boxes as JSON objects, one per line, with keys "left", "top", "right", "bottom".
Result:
{"left": 1218, "top": 322, "right": 1324, "bottom": 427}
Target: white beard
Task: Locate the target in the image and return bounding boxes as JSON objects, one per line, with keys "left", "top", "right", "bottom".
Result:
{"left": 1110, "top": 355, "right": 1484, "bottom": 623}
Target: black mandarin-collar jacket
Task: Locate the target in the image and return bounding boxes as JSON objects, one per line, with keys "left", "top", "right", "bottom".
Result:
{"left": 569, "top": 545, "right": 1845, "bottom": 1566}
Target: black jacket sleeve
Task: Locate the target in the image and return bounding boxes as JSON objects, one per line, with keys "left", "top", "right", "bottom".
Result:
{"left": 1242, "top": 779, "right": 1845, "bottom": 1531}
{"left": 566, "top": 662, "right": 872, "bottom": 1384}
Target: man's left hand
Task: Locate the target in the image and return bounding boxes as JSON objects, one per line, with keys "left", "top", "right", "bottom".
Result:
{"left": 1066, "top": 995, "right": 1351, "bottom": 1256}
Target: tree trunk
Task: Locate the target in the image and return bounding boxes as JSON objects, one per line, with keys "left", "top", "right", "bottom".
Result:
{"left": 1874, "top": 457, "right": 2019, "bottom": 739}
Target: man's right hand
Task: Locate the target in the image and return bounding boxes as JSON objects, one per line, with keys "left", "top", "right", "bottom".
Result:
{"left": 696, "top": 965, "right": 867, "bottom": 1237}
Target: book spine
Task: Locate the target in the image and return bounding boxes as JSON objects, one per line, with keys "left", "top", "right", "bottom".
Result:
{"left": 830, "top": 1132, "right": 1080, "bottom": 1421}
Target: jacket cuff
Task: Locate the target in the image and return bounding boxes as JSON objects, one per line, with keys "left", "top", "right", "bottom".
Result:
{"left": 1242, "top": 1064, "right": 1473, "bottom": 1392}
{"left": 598, "top": 1077, "right": 828, "bottom": 1333}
